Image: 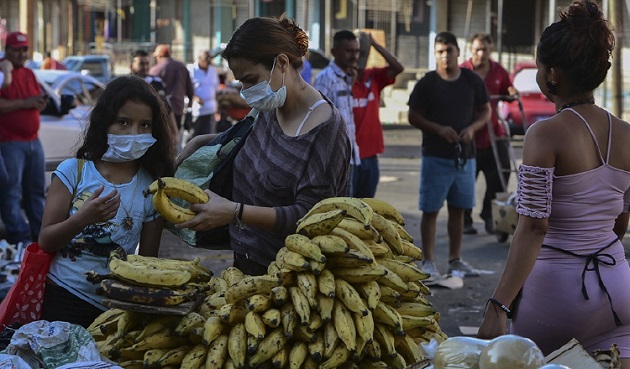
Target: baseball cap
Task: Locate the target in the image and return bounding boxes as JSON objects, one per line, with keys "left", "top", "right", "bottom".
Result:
{"left": 5, "top": 32, "right": 29, "bottom": 48}
{"left": 153, "top": 44, "right": 171, "bottom": 57}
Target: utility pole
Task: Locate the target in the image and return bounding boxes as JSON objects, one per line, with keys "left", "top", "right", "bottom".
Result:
{"left": 609, "top": 0, "right": 623, "bottom": 117}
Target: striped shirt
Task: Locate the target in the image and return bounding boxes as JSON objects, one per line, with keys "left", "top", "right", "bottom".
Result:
{"left": 230, "top": 96, "right": 351, "bottom": 266}
{"left": 314, "top": 62, "right": 360, "bottom": 164}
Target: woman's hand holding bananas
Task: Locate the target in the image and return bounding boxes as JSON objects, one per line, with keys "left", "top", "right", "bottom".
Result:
{"left": 176, "top": 189, "right": 236, "bottom": 232}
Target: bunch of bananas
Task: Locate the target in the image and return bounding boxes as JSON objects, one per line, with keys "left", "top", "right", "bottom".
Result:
{"left": 87, "top": 249, "right": 213, "bottom": 308}
{"left": 88, "top": 197, "right": 444, "bottom": 369}
{"left": 143, "top": 177, "right": 209, "bottom": 224}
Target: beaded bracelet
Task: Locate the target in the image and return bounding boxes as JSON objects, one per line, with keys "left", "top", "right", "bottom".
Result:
{"left": 485, "top": 298, "right": 511, "bottom": 318}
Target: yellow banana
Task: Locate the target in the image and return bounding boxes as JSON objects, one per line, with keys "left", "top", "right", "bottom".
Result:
{"left": 289, "top": 340, "right": 309, "bottom": 369}
{"left": 335, "top": 278, "right": 369, "bottom": 316}
{"left": 309, "top": 259, "right": 326, "bottom": 275}
{"left": 297, "top": 209, "right": 347, "bottom": 237}
{"left": 248, "top": 327, "right": 286, "bottom": 368}
{"left": 371, "top": 213, "right": 403, "bottom": 254}
{"left": 293, "top": 324, "right": 316, "bottom": 343}
{"left": 385, "top": 352, "right": 407, "bottom": 369}
{"left": 202, "top": 316, "right": 224, "bottom": 345}
{"left": 224, "top": 357, "right": 236, "bottom": 369}
{"left": 400, "top": 315, "right": 436, "bottom": 331}
{"left": 125, "top": 254, "right": 212, "bottom": 282}
{"left": 189, "top": 326, "right": 205, "bottom": 346}
{"left": 143, "top": 348, "right": 170, "bottom": 369}
{"left": 174, "top": 312, "right": 206, "bottom": 336}
{"left": 330, "top": 227, "right": 376, "bottom": 263}
{"left": 204, "top": 334, "right": 229, "bottom": 368}
{"left": 395, "top": 301, "right": 437, "bottom": 318}
{"left": 200, "top": 291, "right": 227, "bottom": 313}
{"left": 400, "top": 240, "right": 423, "bottom": 261}
{"left": 394, "top": 335, "right": 426, "bottom": 365}
{"left": 152, "top": 183, "right": 197, "bottom": 224}
{"left": 127, "top": 328, "right": 190, "bottom": 351}
{"left": 218, "top": 302, "right": 248, "bottom": 325}
{"left": 276, "top": 247, "right": 311, "bottom": 272}
{"left": 377, "top": 258, "right": 429, "bottom": 283}
{"left": 311, "top": 234, "right": 350, "bottom": 255}
{"left": 306, "top": 313, "right": 323, "bottom": 335}
{"left": 87, "top": 308, "right": 125, "bottom": 333}
{"left": 330, "top": 264, "right": 387, "bottom": 284}
{"left": 272, "top": 345, "right": 289, "bottom": 368}
{"left": 246, "top": 293, "right": 272, "bottom": 313}
{"left": 308, "top": 331, "right": 325, "bottom": 362}
{"left": 157, "top": 345, "right": 193, "bottom": 367}
{"left": 244, "top": 311, "right": 266, "bottom": 339}
{"left": 206, "top": 276, "right": 229, "bottom": 294}
{"left": 317, "top": 269, "right": 336, "bottom": 298}
{"left": 300, "top": 197, "right": 374, "bottom": 229}
{"left": 98, "top": 278, "right": 199, "bottom": 306}
{"left": 333, "top": 300, "right": 357, "bottom": 352}
{"left": 270, "top": 286, "right": 289, "bottom": 307}
{"left": 289, "top": 286, "right": 311, "bottom": 326}
{"left": 326, "top": 249, "right": 374, "bottom": 268}
{"left": 353, "top": 309, "right": 375, "bottom": 344}
{"left": 373, "top": 301, "right": 405, "bottom": 336}
{"left": 373, "top": 323, "right": 396, "bottom": 358}
{"left": 320, "top": 344, "right": 350, "bottom": 369}
{"left": 378, "top": 285, "right": 402, "bottom": 307}
{"left": 377, "top": 265, "right": 410, "bottom": 294}
{"left": 261, "top": 308, "right": 282, "bottom": 328}
{"left": 225, "top": 274, "right": 281, "bottom": 304}
{"left": 317, "top": 293, "right": 335, "bottom": 323}
{"left": 360, "top": 197, "right": 405, "bottom": 225}
{"left": 145, "top": 177, "right": 209, "bottom": 204}
{"left": 296, "top": 272, "right": 319, "bottom": 308}
{"left": 247, "top": 334, "right": 261, "bottom": 356}
{"left": 285, "top": 234, "right": 327, "bottom": 263}
{"left": 354, "top": 280, "right": 381, "bottom": 311}
{"left": 281, "top": 303, "right": 298, "bottom": 339}
{"left": 228, "top": 323, "right": 247, "bottom": 369}
{"left": 364, "top": 339, "right": 382, "bottom": 361}
{"left": 393, "top": 254, "right": 416, "bottom": 264}
{"left": 134, "top": 316, "right": 181, "bottom": 344}
{"left": 108, "top": 253, "right": 192, "bottom": 287}
{"left": 390, "top": 221, "right": 413, "bottom": 243}
{"left": 117, "top": 360, "right": 143, "bottom": 369}
{"left": 221, "top": 266, "right": 245, "bottom": 287}
{"left": 337, "top": 217, "right": 381, "bottom": 241}
{"left": 115, "top": 310, "right": 141, "bottom": 338}
{"left": 363, "top": 239, "right": 393, "bottom": 258}
{"left": 323, "top": 320, "right": 339, "bottom": 360}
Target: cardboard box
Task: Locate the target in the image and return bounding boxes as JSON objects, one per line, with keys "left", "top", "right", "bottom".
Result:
{"left": 545, "top": 338, "right": 605, "bottom": 369}
{"left": 491, "top": 192, "right": 519, "bottom": 235}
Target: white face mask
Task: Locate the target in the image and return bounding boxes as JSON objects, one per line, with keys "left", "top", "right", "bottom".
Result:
{"left": 101, "top": 133, "right": 157, "bottom": 162}
{"left": 240, "top": 58, "right": 287, "bottom": 111}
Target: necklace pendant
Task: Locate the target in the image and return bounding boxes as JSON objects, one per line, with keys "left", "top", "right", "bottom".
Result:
{"left": 122, "top": 216, "right": 134, "bottom": 231}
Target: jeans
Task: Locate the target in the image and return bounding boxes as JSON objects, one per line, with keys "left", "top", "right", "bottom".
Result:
{"left": 0, "top": 140, "right": 46, "bottom": 244}
{"left": 352, "top": 155, "right": 380, "bottom": 198}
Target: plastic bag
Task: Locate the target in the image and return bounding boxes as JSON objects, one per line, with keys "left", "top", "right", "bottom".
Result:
{"left": 0, "top": 243, "right": 54, "bottom": 328}
{"left": 433, "top": 336, "right": 489, "bottom": 369}
{"left": 478, "top": 334, "right": 545, "bottom": 369}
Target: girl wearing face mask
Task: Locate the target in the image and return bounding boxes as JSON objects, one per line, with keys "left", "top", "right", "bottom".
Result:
{"left": 179, "top": 16, "right": 351, "bottom": 275}
{"left": 38, "top": 75, "right": 175, "bottom": 327}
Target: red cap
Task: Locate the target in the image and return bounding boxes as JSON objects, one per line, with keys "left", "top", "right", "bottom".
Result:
{"left": 5, "top": 32, "right": 29, "bottom": 48}
{"left": 153, "top": 44, "right": 171, "bottom": 57}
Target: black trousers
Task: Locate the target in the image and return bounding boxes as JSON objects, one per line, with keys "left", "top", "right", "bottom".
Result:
{"left": 233, "top": 252, "right": 268, "bottom": 276}
{"left": 465, "top": 139, "right": 511, "bottom": 225}
{"left": 42, "top": 283, "right": 105, "bottom": 328}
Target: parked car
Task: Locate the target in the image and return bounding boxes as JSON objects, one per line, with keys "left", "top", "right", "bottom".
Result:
{"left": 498, "top": 61, "right": 556, "bottom": 136}
{"left": 62, "top": 54, "right": 113, "bottom": 84}
{"left": 35, "top": 70, "right": 105, "bottom": 172}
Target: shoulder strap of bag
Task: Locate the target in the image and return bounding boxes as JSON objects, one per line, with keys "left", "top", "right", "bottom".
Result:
{"left": 72, "top": 159, "right": 85, "bottom": 198}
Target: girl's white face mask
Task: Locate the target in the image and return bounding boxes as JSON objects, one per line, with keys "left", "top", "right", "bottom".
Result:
{"left": 240, "top": 58, "right": 287, "bottom": 111}
{"left": 101, "top": 133, "right": 156, "bottom": 162}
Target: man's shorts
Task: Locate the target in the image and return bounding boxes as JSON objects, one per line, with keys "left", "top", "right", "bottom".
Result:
{"left": 419, "top": 156, "right": 476, "bottom": 213}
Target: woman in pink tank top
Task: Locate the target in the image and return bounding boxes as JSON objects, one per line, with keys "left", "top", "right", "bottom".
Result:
{"left": 477, "top": 1, "right": 630, "bottom": 366}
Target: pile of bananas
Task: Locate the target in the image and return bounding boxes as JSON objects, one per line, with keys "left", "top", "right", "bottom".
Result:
{"left": 89, "top": 197, "right": 445, "bottom": 369}
{"left": 87, "top": 250, "right": 213, "bottom": 308}
{"left": 143, "top": 177, "right": 209, "bottom": 224}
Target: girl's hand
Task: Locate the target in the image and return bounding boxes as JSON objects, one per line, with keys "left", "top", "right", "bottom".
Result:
{"left": 74, "top": 185, "right": 121, "bottom": 226}
{"left": 177, "top": 190, "right": 234, "bottom": 231}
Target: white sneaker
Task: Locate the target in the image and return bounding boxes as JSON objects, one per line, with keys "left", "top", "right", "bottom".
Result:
{"left": 448, "top": 258, "right": 480, "bottom": 277}
{"left": 421, "top": 260, "right": 442, "bottom": 282}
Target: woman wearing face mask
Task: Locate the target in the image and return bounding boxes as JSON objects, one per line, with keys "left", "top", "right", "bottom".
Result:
{"left": 38, "top": 75, "right": 175, "bottom": 327}
{"left": 178, "top": 15, "right": 351, "bottom": 275}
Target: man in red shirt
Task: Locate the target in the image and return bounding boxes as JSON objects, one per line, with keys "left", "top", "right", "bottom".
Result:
{"left": 0, "top": 31, "right": 47, "bottom": 245}
{"left": 351, "top": 33, "right": 404, "bottom": 197}
{"left": 460, "top": 33, "right": 516, "bottom": 234}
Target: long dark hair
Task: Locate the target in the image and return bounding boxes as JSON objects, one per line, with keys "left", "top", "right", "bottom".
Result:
{"left": 537, "top": 0, "right": 614, "bottom": 92}
{"left": 76, "top": 75, "right": 175, "bottom": 179}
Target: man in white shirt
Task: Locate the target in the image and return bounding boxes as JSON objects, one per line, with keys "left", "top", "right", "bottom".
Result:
{"left": 188, "top": 50, "right": 220, "bottom": 136}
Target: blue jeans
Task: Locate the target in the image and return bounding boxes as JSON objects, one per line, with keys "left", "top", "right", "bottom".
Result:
{"left": 352, "top": 156, "right": 380, "bottom": 198}
{"left": 419, "top": 155, "right": 476, "bottom": 213}
{"left": 0, "top": 140, "right": 46, "bottom": 244}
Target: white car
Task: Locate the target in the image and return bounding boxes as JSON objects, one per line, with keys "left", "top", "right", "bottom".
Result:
{"left": 35, "top": 70, "right": 105, "bottom": 172}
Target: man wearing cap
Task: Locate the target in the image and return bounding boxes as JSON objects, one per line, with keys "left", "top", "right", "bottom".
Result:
{"left": 0, "top": 31, "right": 48, "bottom": 246}
{"left": 149, "top": 44, "right": 194, "bottom": 149}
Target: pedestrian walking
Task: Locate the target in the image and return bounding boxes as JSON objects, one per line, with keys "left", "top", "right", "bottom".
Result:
{"left": 188, "top": 50, "right": 220, "bottom": 136}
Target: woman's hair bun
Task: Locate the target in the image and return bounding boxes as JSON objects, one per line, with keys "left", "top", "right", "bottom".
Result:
{"left": 279, "top": 16, "right": 309, "bottom": 57}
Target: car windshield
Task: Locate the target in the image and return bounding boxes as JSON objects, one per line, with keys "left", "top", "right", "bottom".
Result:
{"left": 513, "top": 69, "right": 541, "bottom": 94}
{"left": 63, "top": 59, "right": 81, "bottom": 70}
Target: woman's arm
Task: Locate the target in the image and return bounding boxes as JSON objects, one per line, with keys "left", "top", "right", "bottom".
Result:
{"left": 137, "top": 217, "right": 163, "bottom": 257}
{"left": 176, "top": 134, "right": 218, "bottom": 166}
{"left": 39, "top": 177, "right": 120, "bottom": 253}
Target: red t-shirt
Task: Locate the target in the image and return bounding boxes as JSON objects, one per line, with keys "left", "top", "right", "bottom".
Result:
{"left": 460, "top": 59, "right": 512, "bottom": 149}
{"left": 352, "top": 67, "right": 396, "bottom": 159}
{"left": 0, "top": 66, "right": 42, "bottom": 142}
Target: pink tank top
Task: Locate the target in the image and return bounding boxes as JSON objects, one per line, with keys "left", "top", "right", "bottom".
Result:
{"left": 542, "top": 109, "right": 630, "bottom": 253}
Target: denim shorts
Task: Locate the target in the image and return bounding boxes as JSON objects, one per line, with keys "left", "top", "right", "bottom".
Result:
{"left": 419, "top": 156, "right": 476, "bottom": 212}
